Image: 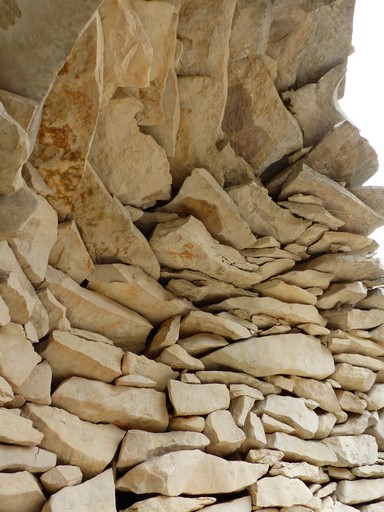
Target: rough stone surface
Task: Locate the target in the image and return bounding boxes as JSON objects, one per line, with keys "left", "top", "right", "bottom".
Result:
{"left": 0, "top": 471, "right": 46, "bottom": 512}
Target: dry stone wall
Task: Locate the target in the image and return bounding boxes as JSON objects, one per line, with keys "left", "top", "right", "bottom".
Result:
{"left": 1, "top": 0, "right": 384, "bottom": 511}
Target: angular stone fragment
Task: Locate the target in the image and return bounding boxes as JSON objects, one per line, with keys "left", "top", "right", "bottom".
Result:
{"left": 0, "top": 323, "right": 41, "bottom": 387}
{"left": 253, "top": 280, "right": 317, "bottom": 305}
{"left": 230, "top": 395, "right": 255, "bottom": 428}
{"left": 178, "top": 334, "right": 229, "bottom": 357}
{"left": 241, "top": 412, "right": 267, "bottom": 452}
{"left": 262, "top": 413, "right": 295, "bottom": 435}
{"left": 255, "top": 395, "right": 319, "bottom": 439}
{"left": 291, "top": 377, "right": 341, "bottom": 414}
{"left": 333, "top": 353, "right": 384, "bottom": 372}
{"left": 0, "top": 376, "right": 13, "bottom": 405}
{"left": 48, "top": 221, "right": 94, "bottom": 283}
{"left": 30, "top": 17, "right": 102, "bottom": 218}
{"left": 116, "top": 449, "right": 268, "bottom": 495}
{"left": 330, "top": 364, "right": 376, "bottom": 393}
{"left": 331, "top": 410, "right": 378, "bottom": 437}
{"left": 336, "top": 478, "right": 384, "bottom": 505}
{"left": 89, "top": 96, "right": 171, "bottom": 208}
{"left": 0, "top": 182, "right": 40, "bottom": 242}
{"left": 279, "top": 165, "right": 384, "bottom": 236}
{"left": 87, "top": 264, "right": 193, "bottom": 325}
{"left": 124, "top": 496, "right": 217, "bottom": 512}
{"left": 71, "top": 162, "right": 160, "bottom": 279}
{"left": 43, "top": 266, "right": 152, "bottom": 352}
{"left": 317, "top": 283, "right": 367, "bottom": 310}
{"left": 203, "top": 410, "right": 246, "bottom": 456}
{"left": 38, "top": 329, "right": 123, "bottom": 383}
{"left": 196, "top": 371, "right": 279, "bottom": 394}
{"left": 227, "top": 181, "right": 310, "bottom": 245}
{"left": 0, "top": 90, "right": 38, "bottom": 138}
{"left": 0, "top": 295, "right": 10, "bottom": 326}
{"left": 279, "top": 201, "right": 345, "bottom": 230}
{"left": 0, "top": 445, "right": 56, "bottom": 473}
{"left": 117, "top": 430, "right": 210, "bottom": 470}
{"left": 366, "top": 384, "right": 384, "bottom": 411}
{"left": 52, "top": 376, "right": 168, "bottom": 432}
{"left": 40, "top": 465, "right": 82, "bottom": 493}
{"left": 168, "top": 380, "right": 230, "bottom": 416}
{"left": 309, "top": 231, "right": 376, "bottom": 255}
{"left": 36, "top": 288, "right": 70, "bottom": 333}
{"left": 223, "top": 56, "right": 302, "bottom": 174}
{"left": 278, "top": 269, "right": 333, "bottom": 290}
{"left": 323, "top": 435, "right": 378, "bottom": 468}
{"left": 351, "top": 186, "right": 384, "bottom": 218}
{"left": 352, "top": 465, "right": 384, "bottom": 478}
{"left": 42, "top": 469, "right": 116, "bottom": 512}
{"left": 250, "top": 476, "right": 313, "bottom": 508}
{"left": 150, "top": 217, "right": 262, "bottom": 288}
{"left": 324, "top": 309, "right": 384, "bottom": 331}
{"left": 269, "top": 462, "right": 329, "bottom": 484}
{"left": 122, "top": 351, "right": 178, "bottom": 391}
{"left": 22, "top": 403, "right": 124, "bottom": 477}
{"left": 146, "top": 315, "right": 180, "bottom": 358}
{"left": 0, "top": 408, "right": 43, "bottom": 446}
{"left": 201, "top": 334, "right": 334, "bottom": 379}
{"left": 157, "top": 344, "right": 204, "bottom": 371}
{"left": 180, "top": 310, "right": 251, "bottom": 340}
{"left": 0, "top": 269, "right": 35, "bottom": 323}
{"left": 160, "top": 168, "right": 256, "bottom": 250}
{"left": 267, "top": 432, "right": 337, "bottom": 466}
{"left": 0, "top": 103, "right": 29, "bottom": 195}
{"left": 168, "top": 416, "right": 205, "bottom": 433}
{"left": 13, "top": 360, "right": 52, "bottom": 405}
{"left": 0, "top": 471, "right": 46, "bottom": 512}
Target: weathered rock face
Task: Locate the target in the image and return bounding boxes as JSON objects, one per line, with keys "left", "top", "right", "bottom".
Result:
{"left": 1, "top": 1, "right": 384, "bottom": 511}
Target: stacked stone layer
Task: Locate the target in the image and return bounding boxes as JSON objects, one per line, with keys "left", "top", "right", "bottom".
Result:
{"left": 1, "top": 0, "right": 384, "bottom": 511}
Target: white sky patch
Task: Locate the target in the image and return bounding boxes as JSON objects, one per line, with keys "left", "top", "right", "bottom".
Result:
{"left": 339, "top": 0, "right": 384, "bottom": 257}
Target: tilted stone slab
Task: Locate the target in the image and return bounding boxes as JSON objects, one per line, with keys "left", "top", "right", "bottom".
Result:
{"left": 116, "top": 449, "right": 268, "bottom": 496}
{"left": 201, "top": 334, "right": 334, "bottom": 379}
{"left": 0, "top": 408, "right": 43, "bottom": 446}
{"left": 0, "top": 445, "right": 56, "bottom": 473}
{"left": 22, "top": 403, "right": 124, "bottom": 478}
{"left": 52, "top": 376, "right": 168, "bottom": 432}
{"left": 168, "top": 380, "right": 230, "bottom": 416}
{"left": 267, "top": 432, "right": 337, "bottom": 466}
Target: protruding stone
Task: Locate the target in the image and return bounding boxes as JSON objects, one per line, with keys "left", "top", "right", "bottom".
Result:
{"left": 13, "top": 360, "right": 52, "bottom": 405}
{"left": 124, "top": 496, "right": 217, "bottom": 512}
{"left": 117, "top": 430, "right": 210, "bottom": 470}
{"left": 36, "top": 288, "right": 70, "bottom": 333}
{"left": 292, "top": 377, "right": 342, "bottom": 414}
{"left": 22, "top": 403, "right": 125, "bottom": 477}
{"left": 335, "top": 478, "right": 384, "bottom": 505}
{"left": 168, "top": 416, "right": 205, "bottom": 433}
{"left": 0, "top": 471, "right": 46, "bottom": 512}
{"left": 52, "top": 376, "right": 168, "bottom": 431}
{"left": 0, "top": 269, "right": 35, "bottom": 323}
{"left": 250, "top": 476, "right": 313, "bottom": 508}
{"left": 203, "top": 409, "right": 246, "bottom": 456}
{"left": 40, "top": 465, "right": 82, "bottom": 494}
{"left": 0, "top": 408, "right": 43, "bottom": 446}
{"left": 168, "top": 380, "right": 230, "bottom": 416}
{"left": 253, "top": 280, "right": 317, "bottom": 305}
{"left": 156, "top": 344, "right": 204, "bottom": 371}
{"left": 269, "top": 462, "right": 329, "bottom": 484}
{"left": 317, "top": 282, "right": 367, "bottom": 310}
{"left": 122, "top": 351, "right": 178, "bottom": 392}
{"left": 180, "top": 310, "right": 251, "bottom": 340}
{"left": 116, "top": 449, "right": 268, "bottom": 495}
{"left": 267, "top": 432, "right": 337, "bottom": 466}
{"left": 177, "top": 333, "right": 228, "bottom": 357}
{"left": 330, "top": 364, "right": 376, "bottom": 393}
{"left": 0, "top": 445, "right": 56, "bottom": 473}
{"left": 322, "top": 435, "right": 378, "bottom": 468}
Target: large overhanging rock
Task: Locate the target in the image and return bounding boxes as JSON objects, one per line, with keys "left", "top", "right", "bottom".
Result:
{"left": 201, "top": 333, "right": 335, "bottom": 379}
{"left": 116, "top": 449, "right": 268, "bottom": 495}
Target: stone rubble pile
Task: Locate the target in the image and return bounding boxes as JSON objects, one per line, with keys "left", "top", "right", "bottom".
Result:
{"left": 1, "top": 0, "right": 384, "bottom": 511}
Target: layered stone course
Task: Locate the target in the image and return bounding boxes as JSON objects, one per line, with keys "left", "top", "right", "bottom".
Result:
{"left": 1, "top": 0, "right": 384, "bottom": 511}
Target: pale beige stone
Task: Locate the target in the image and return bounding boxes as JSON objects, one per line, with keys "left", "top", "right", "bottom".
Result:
{"left": 0, "top": 408, "right": 43, "bottom": 446}
{"left": 99, "top": 0, "right": 152, "bottom": 105}
{"left": 335, "top": 390, "right": 366, "bottom": 414}
{"left": 48, "top": 221, "right": 94, "bottom": 283}
{"left": 325, "top": 331, "right": 384, "bottom": 358}
{"left": 89, "top": 96, "right": 172, "bottom": 208}
{"left": 358, "top": 288, "right": 384, "bottom": 310}
{"left": 87, "top": 264, "right": 193, "bottom": 325}
{"left": 115, "top": 375, "right": 156, "bottom": 388}
{"left": 122, "top": 351, "right": 178, "bottom": 391}
{"left": 250, "top": 476, "right": 313, "bottom": 508}
{"left": 358, "top": 502, "right": 384, "bottom": 512}
{"left": 180, "top": 310, "right": 251, "bottom": 340}
{"left": 241, "top": 412, "right": 267, "bottom": 452}
{"left": 30, "top": 17, "right": 102, "bottom": 218}
{"left": 202, "top": 334, "right": 334, "bottom": 379}
{"left": 207, "top": 296, "right": 325, "bottom": 326}
{"left": 227, "top": 181, "right": 310, "bottom": 245}
{"left": 40, "top": 465, "right": 82, "bottom": 493}
{"left": 117, "top": 429, "right": 210, "bottom": 470}
{"left": 0, "top": 295, "right": 10, "bottom": 326}
{"left": 13, "top": 360, "right": 52, "bottom": 405}
{"left": 42, "top": 469, "right": 116, "bottom": 512}
{"left": 146, "top": 315, "right": 180, "bottom": 358}
{"left": 255, "top": 395, "right": 319, "bottom": 439}
{"left": 262, "top": 413, "right": 296, "bottom": 435}
{"left": 270, "top": 462, "right": 328, "bottom": 484}
{"left": 0, "top": 103, "right": 29, "bottom": 195}
{"left": 279, "top": 165, "right": 384, "bottom": 236}
{"left": 0, "top": 269, "right": 35, "bottom": 323}
{"left": 230, "top": 395, "right": 255, "bottom": 428}
{"left": 350, "top": 186, "right": 384, "bottom": 218}
{"left": 124, "top": 496, "right": 217, "bottom": 512}
{"left": 331, "top": 410, "right": 378, "bottom": 437}
{"left": 229, "top": 384, "right": 263, "bottom": 400}
{"left": 168, "top": 380, "right": 230, "bottom": 416}
{"left": 150, "top": 216, "right": 262, "bottom": 289}
{"left": 333, "top": 353, "right": 384, "bottom": 372}
{"left": 203, "top": 409, "right": 246, "bottom": 456}
{"left": 52, "top": 376, "right": 168, "bottom": 432}
{"left": 168, "top": 416, "right": 205, "bottom": 433}
{"left": 116, "top": 449, "right": 268, "bottom": 495}
{"left": 309, "top": 231, "right": 376, "bottom": 255}
{"left": 366, "top": 384, "right": 384, "bottom": 411}
{"left": 253, "top": 280, "right": 317, "bottom": 305}
{"left": 157, "top": 344, "right": 204, "bottom": 371}
{"left": 0, "top": 323, "right": 41, "bottom": 387}
{"left": 38, "top": 329, "right": 123, "bottom": 383}
{"left": 278, "top": 269, "right": 333, "bottom": 290}
{"left": 223, "top": 56, "right": 302, "bottom": 174}
{"left": 327, "top": 468, "right": 355, "bottom": 481}
{"left": 279, "top": 200, "right": 344, "bottom": 230}
{"left": 133, "top": 0, "right": 178, "bottom": 126}
{"left": 0, "top": 471, "right": 46, "bottom": 512}
{"left": 267, "top": 432, "right": 337, "bottom": 466}
{"left": 161, "top": 168, "right": 256, "bottom": 250}
{"left": 71, "top": 162, "right": 160, "bottom": 279}
{"left": 352, "top": 465, "right": 384, "bottom": 478}
{"left": 36, "top": 288, "right": 70, "bottom": 333}
{"left": 0, "top": 376, "right": 13, "bottom": 405}
{"left": 177, "top": 333, "right": 228, "bottom": 357}
{"left": 0, "top": 89, "right": 38, "bottom": 138}
{"left": 22, "top": 403, "right": 124, "bottom": 477}
{"left": 317, "top": 283, "right": 367, "bottom": 310}
{"left": 323, "top": 435, "right": 378, "bottom": 468}
{"left": 43, "top": 266, "right": 152, "bottom": 352}
{"left": 335, "top": 478, "right": 384, "bottom": 505}
{"left": 330, "top": 363, "right": 376, "bottom": 393}
{"left": 196, "top": 370, "right": 279, "bottom": 394}
{"left": 325, "top": 309, "right": 384, "bottom": 332}
{"left": 0, "top": 445, "right": 56, "bottom": 473}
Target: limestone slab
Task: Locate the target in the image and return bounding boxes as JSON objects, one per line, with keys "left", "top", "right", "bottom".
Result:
{"left": 0, "top": 376, "right": 13, "bottom": 405}
{"left": 330, "top": 363, "right": 376, "bottom": 393}
{"left": 122, "top": 351, "right": 178, "bottom": 391}
{"left": 87, "top": 263, "right": 193, "bottom": 325}
{"left": 291, "top": 377, "right": 342, "bottom": 414}
{"left": 336, "top": 478, "right": 384, "bottom": 505}
{"left": 324, "top": 309, "right": 384, "bottom": 331}
{"left": 0, "top": 471, "right": 46, "bottom": 512}
{"left": 250, "top": 476, "right": 313, "bottom": 508}
{"left": 177, "top": 334, "right": 229, "bottom": 357}
{"left": 44, "top": 266, "right": 152, "bottom": 352}
{"left": 0, "top": 408, "right": 43, "bottom": 446}
{"left": 13, "top": 360, "right": 52, "bottom": 405}
{"left": 317, "top": 283, "right": 367, "bottom": 310}
{"left": 180, "top": 310, "right": 251, "bottom": 340}
{"left": 52, "top": 376, "right": 168, "bottom": 431}
{"left": 204, "top": 409, "right": 246, "bottom": 456}
{"left": 0, "top": 269, "right": 35, "bottom": 323}
{"left": 156, "top": 344, "right": 204, "bottom": 371}
{"left": 0, "top": 445, "right": 56, "bottom": 473}
{"left": 269, "top": 462, "right": 329, "bottom": 484}
{"left": 36, "top": 288, "right": 70, "bottom": 333}
{"left": 323, "top": 435, "right": 378, "bottom": 468}
{"left": 309, "top": 231, "right": 376, "bottom": 255}
{"left": 116, "top": 449, "right": 268, "bottom": 495}
{"left": 253, "top": 280, "right": 317, "bottom": 305}
{"left": 117, "top": 429, "right": 210, "bottom": 470}
{"left": 267, "top": 432, "right": 337, "bottom": 466}
{"left": 124, "top": 496, "right": 217, "bottom": 512}
{"left": 168, "top": 380, "right": 230, "bottom": 416}
{"left": 22, "top": 403, "right": 124, "bottom": 477}
{"left": 40, "top": 465, "right": 82, "bottom": 493}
